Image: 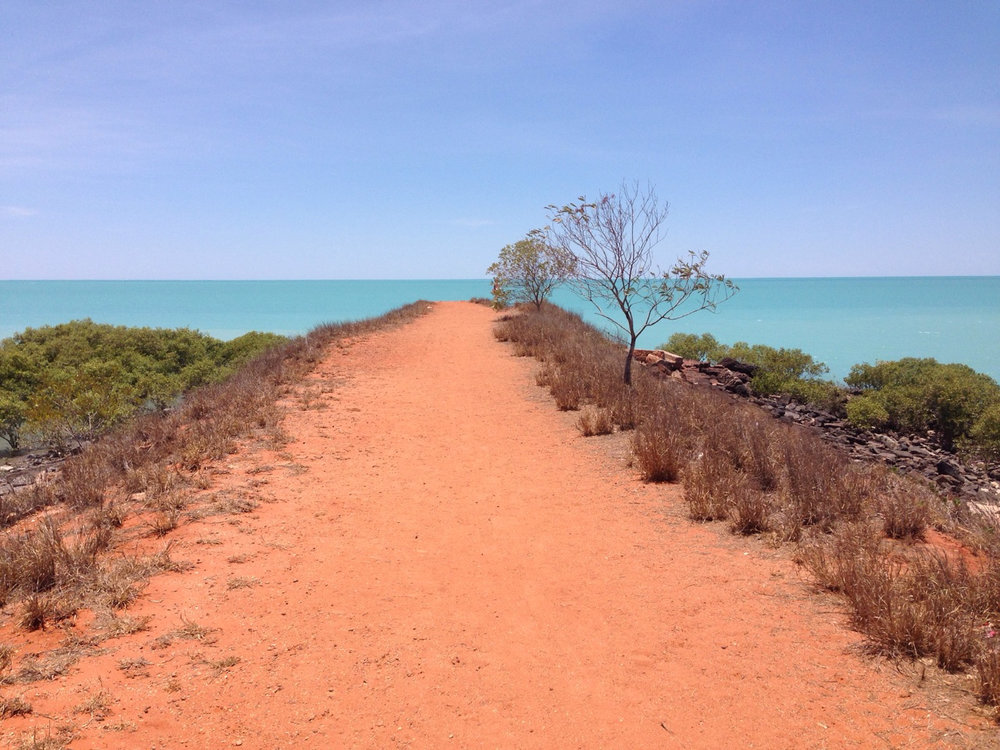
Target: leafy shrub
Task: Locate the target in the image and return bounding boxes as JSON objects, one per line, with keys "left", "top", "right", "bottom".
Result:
{"left": 487, "top": 234, "right": 575, "bottom": 310}
{"left": 779, "top": 378, "right": 845, "bottom": 412}
{"left": 0, "top": 320, "right": 287, "bottom": 450}
{"left": 662, "top": 332, "right": 724, "bottom": 361}
{"left": 0, "top": 391, "right": 26, "bottom": 451}
{"left": 845, "top": 358, "right": 1000, "bottom": 448}
{"left": 968, "top": 402, "right": 1000, "bottom": 460}
{"left": 724, "top": 341, "right": 828, "bottom": 381}
{"left": 662, "top": 332, "right": 837, "bottom": 408}
{"left": 845, "top": 396, "right": 891, "bottom": 430}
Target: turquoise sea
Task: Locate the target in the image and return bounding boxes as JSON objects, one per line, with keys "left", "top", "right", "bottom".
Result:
{"left": 1, "top": 278, "right": 998, "bottom": 384}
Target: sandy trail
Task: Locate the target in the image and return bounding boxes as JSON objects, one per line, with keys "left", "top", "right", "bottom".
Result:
{"left": 4, "top": 301, "right": 990, "bottom": 748}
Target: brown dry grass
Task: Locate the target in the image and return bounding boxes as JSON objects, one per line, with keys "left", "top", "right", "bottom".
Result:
{"left": 495, "top": 301, "right": 1000, "bottom": 712}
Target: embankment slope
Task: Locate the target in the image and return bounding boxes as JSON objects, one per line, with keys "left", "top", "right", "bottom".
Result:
{"left": 5, "top": 301, "right": 988, "bottom": 748}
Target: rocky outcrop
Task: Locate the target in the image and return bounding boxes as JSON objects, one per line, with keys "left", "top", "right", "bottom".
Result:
{"left": 0, "top": 450, "right": 66, "bottom": 498}
{"left": 632, "top": 349, "right": 1000, "bottom": 506}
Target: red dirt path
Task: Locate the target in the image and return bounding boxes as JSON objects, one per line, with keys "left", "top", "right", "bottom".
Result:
{"left": 3, "top": 301, "right": 995, "bottom": 748}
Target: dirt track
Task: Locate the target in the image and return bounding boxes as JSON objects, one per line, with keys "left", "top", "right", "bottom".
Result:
{"left": 4, "top": 301, "right": 993, "bottom": 748}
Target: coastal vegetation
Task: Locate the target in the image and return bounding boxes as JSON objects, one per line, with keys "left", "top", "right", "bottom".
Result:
{"left": 0, "top": 303, "right": 428, "bottom": 650}
{"left": 487, "top": 234, "right": 575, "bottom": 311}
{"left": 494, "top": 302, "right": 1000, "bottom": 711}
{"left": 0, "top": 320, "right": 286, "bottom": 452}
{"left": 845, "top": 358, "right": 1000, "bottom": 457}
{"left": 489, "top": 181, "right": 737, "bottom": 386}
{"left": 664, "top": 332, "right": 1000, "bottom": 460}
{"left": 663, "top": 331, "right": 843, "bottom": 409}
{"left": 543, "top": 182, "right": 737, "bottom": 385}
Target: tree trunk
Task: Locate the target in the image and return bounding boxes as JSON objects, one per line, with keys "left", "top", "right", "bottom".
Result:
{"left": 623, "top": 340, "right": 636, "bottom": 386}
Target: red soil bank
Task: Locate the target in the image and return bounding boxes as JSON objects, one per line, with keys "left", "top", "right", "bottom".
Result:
{"left": 3, "top": 301, "right": 994, "bottom": 748}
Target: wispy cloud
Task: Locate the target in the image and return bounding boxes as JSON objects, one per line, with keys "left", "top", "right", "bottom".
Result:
{"left": 0, "top": 205, "right": 37, "bottom": 218}
{"left": 0, "top": 95, "right": 170, "bottom": 174}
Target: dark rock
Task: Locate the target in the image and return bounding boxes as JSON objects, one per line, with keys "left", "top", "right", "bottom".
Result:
{"left": 728, "top": 382, "right": 750, "bottom": 397}
{"left": 937, "top": 459, "right": 963, "bottom": 479}
{"left": 717, "top": 357, "right": 758, "bottom": 377}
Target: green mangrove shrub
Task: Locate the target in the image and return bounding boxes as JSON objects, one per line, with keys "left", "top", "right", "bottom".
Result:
{"left": 845, "top": 358, "right": 1000, "bottom": 449}
{"left": 662, "top": 332, "right": 840, "bottom": 409}
{"left": 0, "top": 320, "right": 287, "bottom": 451}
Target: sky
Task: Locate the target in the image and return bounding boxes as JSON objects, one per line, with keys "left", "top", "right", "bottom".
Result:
{"left": 1, "top": 1, "right": 998, "bottom": 280}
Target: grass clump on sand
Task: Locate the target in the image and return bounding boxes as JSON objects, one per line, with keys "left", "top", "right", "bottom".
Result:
{"left": 494, "top": 302, "right": 1000, "bottom": 713}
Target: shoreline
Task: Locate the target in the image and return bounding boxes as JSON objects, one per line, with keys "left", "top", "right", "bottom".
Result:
{"left": 2, "top": 278, "right": 999, "bottom": 382}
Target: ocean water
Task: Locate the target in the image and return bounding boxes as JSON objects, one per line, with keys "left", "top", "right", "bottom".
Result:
{"left": 1, "top": 278, "right": 997, "bottom": 384}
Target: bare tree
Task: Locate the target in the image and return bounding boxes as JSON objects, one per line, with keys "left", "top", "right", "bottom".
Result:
{"left": 546, "top": 181, "right": 737, "bottom": 385}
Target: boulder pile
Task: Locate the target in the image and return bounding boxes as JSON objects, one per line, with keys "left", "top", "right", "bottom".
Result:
{"left": 633, "top": 349, "right": 1000, "bottom": 507}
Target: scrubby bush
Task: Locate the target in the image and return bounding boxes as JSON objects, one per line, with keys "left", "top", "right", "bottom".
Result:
{"left": 724, "top": 341, "right": 828, "bottom": 382}
{"left": 778, "top": 378, "right": 845, "bottom": 413}
{"left": 487, "top": 234, "right": 575, "bottom": 310}
{"left": 662, "top": 332, "right": 725, "bottom": 361}
{"left": 662, "top": 332, "right": 837, "bottom": 408}
{"left": 0, "top": 320, "right": 287, "bottom": 450}
{"left": 845, "top": 358, "right": 1000, "bottom": 449}
{"left": 0, "top": 392, "right": 26, "bottom": 451}
{"left": 845, "top": 395, "right": 891, "bottom": 431}
{"left": 969, "top": 403, "right": 1000, "bottom": 460}
{"left": 664, "top": 333, "right": 828, "bottom": 381}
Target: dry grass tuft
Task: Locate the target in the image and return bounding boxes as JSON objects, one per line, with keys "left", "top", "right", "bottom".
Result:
{"left": 727, "top": 481, "right": 772, "bottom": 535}
{"left": 226, "top": 576, "right": 260, "bottom": 591}
{"left": 207, "top": 655, "right": 240, "bottom": 674}
{"left": 683, "top": 448, "right": 736, "bottom": 522}
{"left": 118, "top": 656, "right": 150, "bottom": 677}
{"left": 876, "top": 476, "right": 933, "bottom": 541}
{"left": 98, "top": 613, "right": 151, "bottom": 639}
{"left": 73, "top": 689, "right": 113, "bottom": 720}
{"left": 0, "top": 695, "right": 32, "bottom": 718}
{"left": 16, "top": 724, "right": 74, "bottom": 750}
{"left": 576, "top": 406, "right": 614, "bottom": 437}
{"left": 976, "top": 638, "right": 1000, "bottom": 707}
{"left": 13, "top": 649, "right": 80, "bottom": 684}
{"left": 19, "top": 593, "right": 74, "bottom": 631}
{"left": 147, "top": 508, "right": 181, "bottom": 537}
{"left": 632, "top": 415, "right": 685, "bottom": 482}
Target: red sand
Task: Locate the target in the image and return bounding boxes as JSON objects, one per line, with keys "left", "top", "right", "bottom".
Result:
{"left": 2, "top": 301, "right": 995, "bottom": 748}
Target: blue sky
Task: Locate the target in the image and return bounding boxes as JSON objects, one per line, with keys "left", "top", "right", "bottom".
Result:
{"left": 1, "top": 1, "right": 998, "bottom": 279}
